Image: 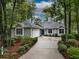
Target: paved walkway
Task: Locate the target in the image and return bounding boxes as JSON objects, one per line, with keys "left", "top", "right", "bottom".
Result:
{"left": 19, "top": 36, "right": 64, "bottom": 59}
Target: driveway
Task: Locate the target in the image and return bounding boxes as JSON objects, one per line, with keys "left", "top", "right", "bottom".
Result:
{"left": 19, "top": 36, "right": 64, "bottom": 59}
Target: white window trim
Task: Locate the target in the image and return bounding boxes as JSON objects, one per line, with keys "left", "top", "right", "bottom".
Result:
{"left": 15, "top": 27, "right": 24, "bottom": 36}
{"left": 48, "top": 29, "right": 52, "bottom": 33}
{"left": 31, "top": 28, "right": 33, "bottom": 37}
{"left": 59, "top": 29, "right": 64, "bottom": 34}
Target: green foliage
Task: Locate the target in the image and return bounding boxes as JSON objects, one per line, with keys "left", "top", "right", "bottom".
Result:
{"left": 17, "top": 46, "right": 25, "bottom": 55}
{"left": 0, "top": 0, "right": 35, "bottom": 48}
{"left": 16, "top": 36, "right": 37, "bottom": 55}
{"left": 58, "top": 41, "right": 64, "bottom": 45}
{"left": 21, "top": 36, "right": 33, "bottom": 44}
{"left": 67, "top": 47, "right": 79, "bottom": 59}
{"left": 32, "top": 37, "right": 38, "bottom": 43}
{"left": 23, "top": 44, "right": 30, "bottom": 49}
{"left": 17, "top": 44, "right": 30, "bottom": 55}
{"left": 0, "top": 48, "right": 1, "bottom": 54}
{"left": 16, "top": 36, "right": 23, "bottom": 40}
{"left": 23, "top": 36, "right": 33, "bottom": 40}
{"left": 66, "top": 39, "right": 76, "bottom": 47}
{"left": 61, "top": 34, "right": 76, "bottom": 42}
{"left": 58, "top": 43, "right": 67, "bottom": 52}
{"left": 74, "top": 34, "right": 79, "bottom": 41}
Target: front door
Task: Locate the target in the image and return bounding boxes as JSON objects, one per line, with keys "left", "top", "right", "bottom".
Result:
{"left": 40, "top": 29, "right": 44, "bottom": 35}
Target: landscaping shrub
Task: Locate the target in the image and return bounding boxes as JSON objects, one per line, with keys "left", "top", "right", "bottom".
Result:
{"left": 23, "top": 36, "right": 33, "bottom": 40}
{"left": 17, "top": 46, "right": 25, "bottom": 55}
{"left": 23, "top": 44, "right": 30, "bottom": 49}
{"left": 67, "top": 47, "right": 79, "bottom": 59}
{"left": 32, "top": 37, "right": 38, "bottom": 44}
{"left": 22, "top": 36, "right": 38, "bottom": 46}
{"left": 58, "top": 41, "right": 64, "bottom": 45}
{"left": 17, "top": 46, "right": 25, "bottom": 54}
{"left": 17, "top": 44, "right": 30, "bottom": 55}
{"left": 61, "top": 34, "right": 76, "bottom": 42}
{"left": 16, "top": 36, "right": 23, "bottom": 40}
{"left": 74, "top": 34, "right": 79, "bottom": 41}
{"left": 66, "top": 39, "right": 76, "bottom": 47}
{"left": 3, "top": 37, "right": 14, "bottom": 47}
{"left": 58, "top": 43, "right": 67, "bottom": 53}
{"left": 61, "top": 35, "right": 65, "bottom": 42}
{"left": 15, "top": 36, "right": 23, "bottom": 43}
{"left": 21, "top": 36, "right": 33, "bottom": 44}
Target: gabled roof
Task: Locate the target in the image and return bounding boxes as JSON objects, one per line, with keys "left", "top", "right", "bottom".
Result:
{"left": 22, "top": 20, "right": 41, "bottom": 29}
{"left": 14, "top": 20, "right": 41, "bottom": 29}
{"left": 42, "top": 21, "right": 64, "bottom": 29}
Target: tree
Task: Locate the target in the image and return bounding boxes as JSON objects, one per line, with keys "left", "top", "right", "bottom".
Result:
{"left": 74, "top": 0, "right": 79, "bottom": 33}
{"left": 0, "top": 0, "right": 34, "bottom": 54}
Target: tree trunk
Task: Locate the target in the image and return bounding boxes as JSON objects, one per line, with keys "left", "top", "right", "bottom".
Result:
{"left": 68, "top": 10, "right": 71, "bottom": 34}
{"left": 63, "top": 0, "right": 68, "bottom": 41}
{"left": 68, "top": 1, "right": 71, "bottom": 34}
{"left": 76, "top": 9, "right": 79, "bottom": 33}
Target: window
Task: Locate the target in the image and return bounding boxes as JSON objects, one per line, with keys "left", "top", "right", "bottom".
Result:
{"left": 48, "top": 29, "right": 52, "bottom": 33}
{"left": 16, "top": 28, "right": 23, "bottom": 35}
{"left": 59, "top": 29, "right": 64, "bottom": 34}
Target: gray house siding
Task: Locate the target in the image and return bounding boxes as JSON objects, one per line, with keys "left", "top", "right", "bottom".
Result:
{"left": 24, "top": 28, "right": 31, "bottom": 37}
{"left": 43, "top": 29, "right": 59, "bottom": 36}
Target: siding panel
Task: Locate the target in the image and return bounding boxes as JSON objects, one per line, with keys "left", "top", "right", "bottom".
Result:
{"left": 24, "top": 28, "right": 31, "bottom": 37}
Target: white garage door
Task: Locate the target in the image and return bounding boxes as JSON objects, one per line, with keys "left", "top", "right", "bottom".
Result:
{"left": 32, "top": 29, "right": 40, "bottom": 37}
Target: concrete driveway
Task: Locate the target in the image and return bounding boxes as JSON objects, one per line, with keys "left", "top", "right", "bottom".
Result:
{"left": 19, "top": 36, "right": 64, "bottom": 59}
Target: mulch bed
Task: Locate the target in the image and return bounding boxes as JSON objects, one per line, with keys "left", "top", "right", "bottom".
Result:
{"left": 8, "top": 41, "right": 29, "bottom": 59}
{"left": 0, "top": 41, "right": 22, "bottom": 59}
{"left": 61, "top": 52, "right": 69, "bottom": 59}
{"left": 8, "top": 42, "right": 22, "bottom": 58}
{"left": 0, "top": 38, "right": 37, "bottom": 59}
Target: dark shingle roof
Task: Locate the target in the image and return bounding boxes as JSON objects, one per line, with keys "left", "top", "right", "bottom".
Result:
{"left": 42, "top": 21, "right": 64, "bottom": 29}
{"left": 22, "top": 20, "right": 41, "bottom": 29}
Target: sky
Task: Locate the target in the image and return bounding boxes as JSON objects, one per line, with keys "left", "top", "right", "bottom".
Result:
{"left": 33, "top": 0, "right": 54, "bottom": 21}
{"left": 35, "top": 0, "right": 49, "bottom": 3}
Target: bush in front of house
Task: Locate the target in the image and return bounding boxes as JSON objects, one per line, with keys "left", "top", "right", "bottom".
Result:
{"left": 61, "top": 34, "right": 76, "bottom": 42}
{"left": 16, "top": 36, "right": 38, "bottom": 56}
{"left": 23, "top": 44, "right": 30, "bottom": 49}
{"left": 17, "top": 46, "right": 25, "bottom": 55}
{"left": 15, "top": 36, "right": 23, "bottom": 43}
{"left": 67, "top": 47, "right": 79, "bottom": 59}
{"left": 21, "top": 36, "right": 38, "bottom": 46}
{"left": 32, "top": 37, "right": 38, "bottom": 44}
{"left": 66, "top": 39, "right": 76, "bottom": 48}
{"left": 74, "top": 34, "right": 79, "bottom": 41}
{"left": 21, "top": 36, "right": 33, "bottom": 44}
{"left": 16, "top": 36, "right": 38, "bottom": 55}
{"left": 17, "top": 44, "right": 30, "bottom": 55}
{"left": 58, "top": 43, "right": 67, "bottom": 53}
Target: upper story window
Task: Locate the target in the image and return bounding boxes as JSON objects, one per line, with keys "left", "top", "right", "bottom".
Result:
{"left": 48, "top": 29, "right": 52, "bottom": 33}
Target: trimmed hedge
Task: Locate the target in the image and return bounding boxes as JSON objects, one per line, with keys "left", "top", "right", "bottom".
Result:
{"left": 67, "top": 47, "right": 79, "bottom": 59}
{"left": 17, "top": 44, "right": 30, "bottom": 55}
{"left": 61, "top": 34, "right": 76, "bottom": 42}
{"left": 74, "top": 34, "right": 79, "bottom": 41}
{"left": 58, "top": 43, "right": 67, "bottom": 53}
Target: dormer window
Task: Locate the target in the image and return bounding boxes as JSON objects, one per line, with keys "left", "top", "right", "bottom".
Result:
{"left": 59, "top": 29, "right": 64, "bottom": 34}
{"left": 16, "top": 28, "right": 23, "bottom": 35}
{"left": 15, "top": 24, "right": 24, "bottom": 36}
